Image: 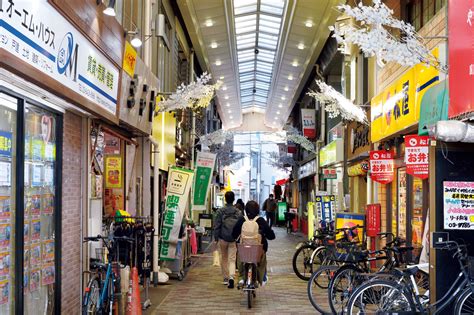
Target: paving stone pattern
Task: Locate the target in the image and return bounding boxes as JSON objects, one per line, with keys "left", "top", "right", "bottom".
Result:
{"left": 150, "top": 227, "right": 319, "bottom": 314}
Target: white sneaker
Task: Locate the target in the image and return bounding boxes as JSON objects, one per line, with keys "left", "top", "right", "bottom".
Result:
{"left": 222, "top": 278, "right": 229, "bottom": 285}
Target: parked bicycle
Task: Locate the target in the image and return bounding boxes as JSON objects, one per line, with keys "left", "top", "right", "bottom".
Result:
{"left": 345, "top": 238, "right": 473, "bottom": 314}
{"left": 82, "top": 234, "right": 133, "bottom": 315}
{"left": 237, "top": 243, "right": 264, "bottom": 309}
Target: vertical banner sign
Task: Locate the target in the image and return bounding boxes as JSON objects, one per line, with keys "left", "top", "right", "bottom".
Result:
{"left": 0, "top": 0, "right": 120, "bottom": 117}
{"left": 105, "top": 156, "right": 122, "bottom": 188}
{"left": 315, "top": 195, "right": 335, "bottom": 222}
{"left": 405, "top": 135, "right": 429, "bottom": 179}
{"left": 278, "top": 202, "right": 287, "bottom": 221}
{"left": 192, "top": 152, "right": 216, "bottom": 211}
{"left": 448, "top": 0, "right": 474, "bottom": 118}
{"left": 161, "top": 167, "right": 194, "bottom": 260}
{"left": 444, "top": 181, "right": 474, "bottom": 230}
{"left": 122, "top": 41, "right": 137, "bottom": 77}
{"left": 366, "top": 204, "right": 381, "bottom": 237}
{"left": 301, "top": 109, "right": 316, "bottom": 138}
{"left": 370, "top": 151, "right": 394, "bottom": 184}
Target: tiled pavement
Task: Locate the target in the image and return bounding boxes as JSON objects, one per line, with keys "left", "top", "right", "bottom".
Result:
{"left": 149, "top": 227, "right": 323, "bottom": 314}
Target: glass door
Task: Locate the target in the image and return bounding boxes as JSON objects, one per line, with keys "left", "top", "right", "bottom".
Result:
{"left": 23, "top": 103, "right": 57, "bottom": 314}
{"left": 398, "top": 168, "right": 407, "bottom": 239}
{"left": 0, "top": 93, "right": 17, "bottom": 314}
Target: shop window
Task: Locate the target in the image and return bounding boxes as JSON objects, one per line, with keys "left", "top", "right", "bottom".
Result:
{"left": 398, "top": 168, "right": 407, "bottom": 239}
{"left": 411, "top": 177, "right": 425, "bottom": 247}
{"left": 405, "top": 0, "right": 446, "bottom": 31}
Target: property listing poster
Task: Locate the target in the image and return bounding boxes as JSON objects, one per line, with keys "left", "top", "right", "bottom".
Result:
{"left": 444, "top": 181, "right": 474, "bottom": 229}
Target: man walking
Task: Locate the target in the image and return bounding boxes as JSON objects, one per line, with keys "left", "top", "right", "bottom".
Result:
{"left": 213, "top": 191, "right": 242, "bottom": 288}
{"left": 263, "top": 193, "right": 277, "bottom": 227}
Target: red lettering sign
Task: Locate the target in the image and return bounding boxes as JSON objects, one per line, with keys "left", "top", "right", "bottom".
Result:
{"left": 405, "top": 135, "right": 429, "bottom": 179}
{"left": 366, "top": 204, "right": 381, "bottom": 237}
{"left": 370, "top": 150, "right": 394, "bottom": 184}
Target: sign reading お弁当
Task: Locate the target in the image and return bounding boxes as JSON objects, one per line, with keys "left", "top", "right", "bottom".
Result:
{"left": 0, "top": 0, "right": 120, "bottom": 117}
{"left": 444, "top": 181, "right": 474, "bottom": 230}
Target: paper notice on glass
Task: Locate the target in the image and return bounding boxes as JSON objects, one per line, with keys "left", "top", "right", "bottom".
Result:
{"left": 44, "top": 166, "right": 54, "bottom": 185}
{"left": 32, "top": 165, "right": 42, "bottom": 186}
{"left": 0, "top": 162, "right": 11, "bottom": 186}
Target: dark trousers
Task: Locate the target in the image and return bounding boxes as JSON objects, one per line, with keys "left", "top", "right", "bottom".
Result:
{"left": 266, "top": 211, "right": 276, "bottom": 227}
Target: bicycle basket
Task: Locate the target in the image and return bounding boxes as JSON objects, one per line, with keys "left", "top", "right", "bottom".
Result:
{"left": 237, "top": 244, "right": 263, "bottom": 264}
{"left": 468, "top": 256, "right": 474, "bottom": 279}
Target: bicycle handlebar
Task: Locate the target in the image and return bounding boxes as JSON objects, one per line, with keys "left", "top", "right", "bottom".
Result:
{"left": 83, "top": 235, "right": 135, "bottom": 243}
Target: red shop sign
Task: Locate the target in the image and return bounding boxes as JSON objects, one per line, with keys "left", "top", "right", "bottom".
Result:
{"left": 448, "top": 0, "right": 474, "bottom": 118}
{"left": 369, "top": 150, "right": 394, "bottom": 184}
{"left": 366, "top": 204, "right": 381, "bottom": 237}
{"left": 405, "top": 135, "right": 429, "bottom": 179}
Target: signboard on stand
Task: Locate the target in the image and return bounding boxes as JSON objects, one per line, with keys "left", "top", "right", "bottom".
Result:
{"left": 405, "top": 135, "right": 429, "bottom": 179}
{"left": 192, "top": 152, "right": 216, "bottom": 211}
{"left": 278, "top": 202, "right": 287, "bottom": 222}
{"left": 335, "top": 212, "right": 365, "bottom": 243}
{"left": 370, "top": 151, "right": 394, "bottom": 184}
{"left": 160, "top": 167, "right": 194, "bottom": 260}
{"left": 366, "top": 204, "right": 381, "bottom": 237}
{"left": 315, "top": 195, "right": 335, "bottom": 223}
{"left": 444, "top": 181, "right": 474, "bottom": 230}
{"left": 301, "top": 108, "right": 316, "bottom": 138}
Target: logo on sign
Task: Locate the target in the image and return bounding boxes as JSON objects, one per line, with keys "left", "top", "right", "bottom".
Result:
{"left": 409, "top": 137, "right": 417, "bottom": 146}
{"left": 57, "top": 32, "right": 79, "bottom": 80}
{"left": 372, "top": 153, "right": 379, "bottom": 159}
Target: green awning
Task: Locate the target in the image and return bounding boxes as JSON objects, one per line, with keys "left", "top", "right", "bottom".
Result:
{"left": 418, "top": 81, "right": 448, "bottom": 135}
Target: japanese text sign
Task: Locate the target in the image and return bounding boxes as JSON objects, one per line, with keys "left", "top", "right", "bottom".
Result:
{"left": 0, "top": 131, "right": 12, "bottom": 157}
{"left": 315, "top": 195, "right": 335, "bottom": 223}
{"left": 322, "top": 168, "right": 337, "bottom": 180}
{"left": 160, "top": 166, "right": 194, "bottom": 260}
{"left": 444, "top": 181, "right": 474, "bottom": 230}
{"left": 301, "top": 108, "right": 316, "bottom": 139}
{"left": 192, "top": 151, "right": 216, "bottom": 211}
{"left": 405, "top": 135, "right": 429, "bottom": 179}
{"left": 448, "top": 0, "right": 474, "bottom": 118}
{"left": 0, "top": 0, "right": 120, "bottom": 117}
{"left": 105, "top": 156, "right": 122, "bottom": 189}
{"left": 123, "top": 41, "right": 137, "bottom": 77}
{"left": 366, "top": 204, "right": 381, "bottom": 237}
{"left": 370, "top": 150, "right": 394, "bottom": 184}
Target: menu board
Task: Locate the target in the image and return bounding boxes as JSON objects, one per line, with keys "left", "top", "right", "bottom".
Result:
{"left": 444, "top": 181, "right": 474, "bottom": 229}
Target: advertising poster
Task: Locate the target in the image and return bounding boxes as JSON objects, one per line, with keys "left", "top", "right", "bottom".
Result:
{"left": 405, "top": 135, "right": 429, "bottom": 179}
{"left": 42, "top": 240, "right": 55, "bottom": 262}
{"left": 0, "top": 162, "right": 11, "bottom": 186}
{"left": 370, "top": 150, "right": 395, "bottom": 184}
{"left": 42, "top": 194, "right": 54, "bottom": 215}
{"left": 31, "top": 220, "right": 41, "bottom": 241}
{"left": 444, "top": 181, "right": 474, "bottom": 229}
{"left": 315, "top": 195, "right": 335, "bottom": 223}
{"left": 30, "top": 268, "right": 40, "bottom": 292}
{"left": 366, "top": 204, "right": 381, "bottom": 237}
{"left": 192, "top": 152, "right": 216, "bottom": 211}
{"left": 0, "top": 279, "right": 8, "bottom": 305}
{"left": 30, "top": 244, "right": 41, "bottom": 266}
{"left": 41, "top": 263, "right": 55, "bottom": 286}
{"left": 0, "top": 252, "right": 10, "bottom": 276}
{"left": 160, "top": 167, "right": 194, "bottom": 260}
{"left": 24, "top": 270, "right": 29, "bottom": 294}
{"left": 301, "top": 108, "right": 316, "bottom": 138}
{"left": 0, "top": 196, "right": 11, "bottom": 220}
{"left": 335, "top": 212, "right": 365, "bottom": 243}
{"left": 0, "top": 224, "right": 10, "bottom": 249}
{"left": 24, "top": 222, "right": 30, "bottom": 244}
{"left": 105, "top": 156, "right": 122, "bottom": 189}
{"left": 26, "top": 194, "right": 41, "bottom": 216}
{"left": 32, "top": 164, "right": 43, "bottom": 187}
{"left": 0, "top": 131, "right": 12, "bottom": 158}
{"left": 24, "top": 245, "right": 30, "bottom": 268}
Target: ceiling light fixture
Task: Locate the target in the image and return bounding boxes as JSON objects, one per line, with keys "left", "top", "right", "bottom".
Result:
{"left": 284, "top": 86, "right": 289, "bottom": 91}
{"left": 222, "top": 86, "right": 227, "bottom": 91}
{"left": 211, "top": 42, "right": 218, "bottom": 49}
{"left": 298, "top": 43, "right": 305, "bottom": 50}
{"left": 225, "top": 95, "right": 229, "bottom": 100}
{"left": 220, "top": 76, "right": 225, "bottom": 80}
{"left": 288, "top": 75, "right": 293, "bottom": 81}
{"left": 277, "top": 111, "right": 280, "bottom": 115}
{"left": 127, "top": 29, "right": 142, "bottom": 48}
{"left": 228, "top": 110, "right": 232, "bottom": 113}
{"left": 278, "top": 103, "right": 283, "bottom": 108}
{"left": 305, "top": 20, "right": 313, "bottom": 28}
{"left": 103, "top": 0, "right": 116, "bottom": 16}
{"left": 292, "top": 60, "right": 298, "bottom": 67}
{"left": 205, "top": 19, "right": 213, "bottom": 27}
{"left": 215, "top": 60, "right": 222, "bottom": 66}
{"left": 274, "top": 116, "right": 278, "bottom": 120}
{"left": 281, "top": 96, "right": 286, "bottom": 100}
{"left": 226, "top": 103, "right": 230, "bottom": 107}
{"left": 230, "top": 115, "right": 234, "bottom": 119}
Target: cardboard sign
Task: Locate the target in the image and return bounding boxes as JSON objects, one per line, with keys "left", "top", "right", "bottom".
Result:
{"left": 444, "top": 181, "right": 474, "bottom": 229}
{"left": 370, "top": 151, "right": 394, "bottom": 184}
{"left": 405, "top": 135, "right": 429, "bottom": 179}
{"left": 366, "top": 204, "right": 381, "bottom": 237}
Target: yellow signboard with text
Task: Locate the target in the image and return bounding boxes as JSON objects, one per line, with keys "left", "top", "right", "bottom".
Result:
{"left": 371, "top": 48, "right": 440, "bottom": 142}
{"left": 123, "top": 41, "right": 137, "bottom": 77}
{"left": 152, "top": 111, "right": 176, "bottom": 171}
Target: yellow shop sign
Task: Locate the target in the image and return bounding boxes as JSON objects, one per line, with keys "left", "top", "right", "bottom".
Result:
{"left": 371, "top": 49, "right": 440, "bottom": 142}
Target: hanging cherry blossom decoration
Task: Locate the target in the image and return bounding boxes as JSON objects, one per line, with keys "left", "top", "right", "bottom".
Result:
{"left": 217, "top": 151, "right": 247, "bottom": 167}
{"left": 307, "top": 80, "right": 368, "bottom": 124}
{"left": 198, "top": 129, "right": 234, "bottom": 148}
{"left": 266, "top": 151, "right": 295, "bottom": 172}
{"left": 157, "top": 72, "right": 222, "bottom": 112}
{"left": 330, "top": 0, "right": 446, "bottom": 71}
{"left": 283, "top": 126, "right": 316, "bottom": 153}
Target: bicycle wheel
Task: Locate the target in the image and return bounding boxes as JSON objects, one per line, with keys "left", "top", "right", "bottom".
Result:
{"left": 307, "top": 265, "right": 339, "bottom": 314}
{"left": 329, "top": 264, "right": 364, "bottom": 314}
{"left": 247, "top": 289, "right": 253, "bottom": 309}
{"left": 292, "top": 244, "right": 316, "bottom": 280}
{"left": 346, "top": 279, "right": 415, "bottom": 314}
{"left": 454, "top": 287, "right": 474, "bottom": 314}
{"left": 82, "top": 276, "right": 100, "bottom": 315}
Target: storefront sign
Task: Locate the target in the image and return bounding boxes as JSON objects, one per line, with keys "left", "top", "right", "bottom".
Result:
{"left": 319, "top": 139, "right": 343, "bottom": 167}
{"left": 371, "top": 48, "right": 440, "bottom": 142}
{"left": 123, "top": 41, "right": 137, "bottom": 77}
{"left": 301, "top": 108, "right": 316, "bottom": 138}
{"left": 366, "top": 204, "right": 381, "bottom": 237}
{"left": 405, "top": 135, "right": 429, "bottom": 179}
{"left": 278, "top": 202, "right": 286, "bottom": 221}
{"left": 370, "top": 150, "right": 394, "bottom": 184}
{"left": 348, "top": 161, "right": 369, "bottom": 177}
{"left": 418, "top": 82, "right": 448, "bottom": 135}
{"left": 348, "top": 121, "right": 370, "bottom": 160}
{"left": 335, "top": 212, "right": 365, "bottom": 243}
{"left": 448, "top": 0, "right": 474, "bottom": 118}
{"left": 0, "top": 1, "right": 120, "bottom": 116}
{"left": 322, "top": 168, "right": 337, "bottom": 180}
{"left": 297, "top": 159, "right": 316, "bottom": 179}
{"left": 444, "top": 181, "right": 474, "bottom": 229}
{"left": 192, "top": 151, "right": 216, "bottom": 210}
{"left": 287, "top": 141, "right": 296, "bottom": 154}
{"left": 105, "top": 156, "right": 122, "bottom": 188}
{"left": 161, "top": 167, "right": 194, "bottom": 260}
{"left": 315, "top": 195, "right": 335, "bottom": 222}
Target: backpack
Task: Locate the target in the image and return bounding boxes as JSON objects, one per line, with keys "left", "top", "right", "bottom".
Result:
{"left": 220, "top": 209, "right": 240, "bottom": 242}
{"left": 240, "top": 214, "right": 262, "bottom": 245}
